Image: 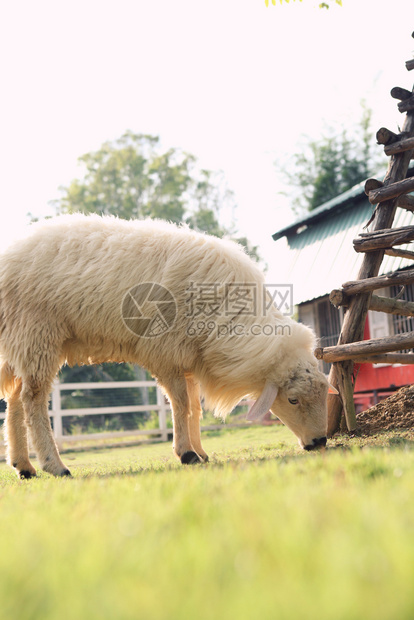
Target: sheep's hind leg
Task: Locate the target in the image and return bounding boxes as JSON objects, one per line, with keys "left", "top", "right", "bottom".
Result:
{"left": 185, "top": 374, "right": 209, "bottom": 463}
{"left": 158, "top": 374, "right": 202, "bottom": 465}
{"left": 21, "top": 378, "right": 71, "bottom": 477}
{"left": 5, "top": 384, "right": 37, "bottom": 479}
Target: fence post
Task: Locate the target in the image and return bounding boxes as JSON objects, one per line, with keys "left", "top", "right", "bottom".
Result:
{"left": 157, "top": 387, "right": 169, "bottom": 442}
{"left": 51, "top": 379, "right": 63, "bottom": 450}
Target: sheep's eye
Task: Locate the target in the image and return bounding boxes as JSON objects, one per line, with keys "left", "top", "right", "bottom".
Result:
{"left": 288, "top": 398, "right": 299, "bottom": 405}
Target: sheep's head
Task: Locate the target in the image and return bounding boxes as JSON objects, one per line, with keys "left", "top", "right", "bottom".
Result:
{"left": 247, "top": 359, "right": 333, "bottom": 450}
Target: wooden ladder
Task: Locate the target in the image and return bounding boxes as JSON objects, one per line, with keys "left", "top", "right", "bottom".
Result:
{"left": 316, "top": 30, "right": 414, "bottom": 436}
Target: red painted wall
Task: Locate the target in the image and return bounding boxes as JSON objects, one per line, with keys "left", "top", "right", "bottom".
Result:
{"left": 353, "top": 319, "right": 414, "bottom": 411}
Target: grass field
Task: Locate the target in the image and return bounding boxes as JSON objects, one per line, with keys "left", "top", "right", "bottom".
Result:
{"left": 0, "top": 425, "right": 413, "bottom": 620}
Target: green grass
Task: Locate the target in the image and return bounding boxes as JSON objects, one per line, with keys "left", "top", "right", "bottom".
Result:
{"left": 0, "top": 425, "right": 413, "bottom": 620}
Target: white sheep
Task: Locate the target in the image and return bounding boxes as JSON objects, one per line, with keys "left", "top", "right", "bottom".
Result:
{"left": 0, "top": 214, "right": 331, "bottom": 478}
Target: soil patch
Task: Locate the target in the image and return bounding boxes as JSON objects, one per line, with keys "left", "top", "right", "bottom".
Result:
{"left": 357, "top": 384, "right": 414, "bottom": 435}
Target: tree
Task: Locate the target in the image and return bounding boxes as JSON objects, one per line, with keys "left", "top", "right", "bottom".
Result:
{"left": 185, "top": 168, "right": 233, "bottom": 238}
{"left": 277, "top": 103, "right": 387, "bottom": 214}
{"left": 52, "top": 131, "right": 235, "bottom": 238}
{"left": 53, "top": 130, "right": 262, "bottom": 256}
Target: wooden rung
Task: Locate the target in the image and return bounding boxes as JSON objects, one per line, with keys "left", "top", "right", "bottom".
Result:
{"left": 314, "top": 330, "right": 414, "bottom": 363}
{"left": 350, "top": 353, "right": 414, "bottom": 364}
{"left": 376, "top": 127, "right": 400, "bottom": 145}
{"left": 330, "top": 289, "right": 414, "bottom": 316}
{"left": 368, "top": 177, "right": 414, "bottom": 204}
{"left": 391, "top": 86, "right": 412, "bottom": 101}
{"left": 358, "top": 227, "right": 396, "bottom": 236}
{"left": 384, "top": 247, "right": 414, "bottom": 260}
{"left": 397, "top": 194, "right": 414, "bottom": 211}
{"left": 384, "top": 135, "right": 414, "bottom": 156}
{"left": 329, "top": 289, "right": 348, "bottom": 307}
{"left": 406, "top": 59, "right": 414, "bottom": 71}
{"left": 341, "top": 266, "right": 414, "bottom": 296}
{"left": 367, "top": 293, "right": 414, "bottom": 316}
{"left": 398, "top": 95, "right": 414, "bottom": 113}
{"left": 364, "top": 178, "right": 383, "bottom": 195}
{"left": 354, "top": 225, "right": 414, "bottom": 252}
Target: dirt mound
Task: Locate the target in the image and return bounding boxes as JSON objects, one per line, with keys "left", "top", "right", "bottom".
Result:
{"left": 356, "top": 384, "right": 414, "bottom": 434}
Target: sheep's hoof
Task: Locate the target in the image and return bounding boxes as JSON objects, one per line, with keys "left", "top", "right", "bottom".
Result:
{"left": 41, "top": 462, "right": 72, "bottom": 477}
{"left": 19, "top": 470, "right": 36, "bottom": 480}
{"left": 181, "top": 451, "right": 202, "bottom": 465}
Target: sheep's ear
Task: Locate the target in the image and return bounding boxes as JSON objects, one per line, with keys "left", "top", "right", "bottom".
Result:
{"left": 246, "top": 382, "right": 279, "bottom": 421}
{"left": 328, "top": 383, "right": 339, "bottom": 395}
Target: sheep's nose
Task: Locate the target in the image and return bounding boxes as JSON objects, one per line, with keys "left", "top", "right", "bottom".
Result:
{"left": 304, "top": 436, "right": 327, "bottom": 451}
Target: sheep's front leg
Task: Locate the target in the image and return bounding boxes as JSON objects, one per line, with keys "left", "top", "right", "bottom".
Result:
{"left": 5, "top": 385, "right": 37, "bottom": 479}
{"left": 185, "top": 374, "right": 209, "bottom": 463}
{"left": 159, "top": 375, "right": 202, "bottom": 465}
{"left": 21, "top": 379, "right": 71, "bottom": 477}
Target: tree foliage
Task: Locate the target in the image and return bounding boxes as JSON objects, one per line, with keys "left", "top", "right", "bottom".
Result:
{"left": 278, "top": 103, "right": 386, "bottom": 214}
{"left": 54, "top": 131, "right": 230, "bottom": 238}
{"left": 53, "top": 131, "right": 261, "bottom": 261}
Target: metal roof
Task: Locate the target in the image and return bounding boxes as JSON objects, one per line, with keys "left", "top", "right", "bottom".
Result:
{"left": 272, "top": 181, "right": 367, "bottom": 242}
{"left": 273, "top": 188, "right": 414, "bottom": 305}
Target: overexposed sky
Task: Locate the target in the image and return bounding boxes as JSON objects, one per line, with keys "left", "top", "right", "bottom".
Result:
{"left": 1, "top": 0, "right": 413, "bottom": 281}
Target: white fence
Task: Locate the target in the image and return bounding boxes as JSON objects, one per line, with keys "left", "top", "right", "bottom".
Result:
{"left": 0, "top": 379, "right": 252, "bottom": 448}
{"left": 0, "top": 381, "right": 170, "bottom": 447}
{"left": 49, "top": 380, "right": 170, "bottom": 448}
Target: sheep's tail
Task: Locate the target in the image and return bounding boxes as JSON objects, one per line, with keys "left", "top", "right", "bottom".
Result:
{"left": 0, "top": 361, "right": 21, "bottom": 400}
